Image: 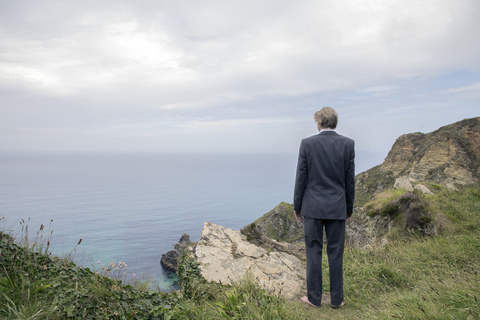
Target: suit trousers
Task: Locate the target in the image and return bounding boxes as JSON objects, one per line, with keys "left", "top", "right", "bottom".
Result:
{"left": 304, "top": 217, "right": 345, "bottom": 306}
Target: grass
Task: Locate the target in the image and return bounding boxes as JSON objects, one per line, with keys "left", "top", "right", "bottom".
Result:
{"left": 0, "top": 219, "right": 179, "bottom": 319}
{"left": 364, "top": 188, "right": 411, "bottom": 215}
{"left": 340, "top": 185, "right": 480, "bottom": 319}
{"left": 1, "top": 186, "right": 479, "bottom": 319}
{"left": 341, "top": 234, "right": 480, "bottom": 319}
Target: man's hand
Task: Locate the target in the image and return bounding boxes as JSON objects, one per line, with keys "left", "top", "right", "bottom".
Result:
{"left": 294, "top": 210, "right": 304, "bottom": 222}
{"left": 346, "top": 213, "right": 352, "bottom": 222}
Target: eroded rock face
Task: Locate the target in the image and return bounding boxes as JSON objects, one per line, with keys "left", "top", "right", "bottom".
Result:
{"left": 346, "top": 207, "right": 391, "bottom": 247}
{"left": 356, "top": 117, "right": 480, "bottom": 204}
{"left": 161, "top": 233, "right": 192, "bottom": 272}
{"left": 248, "top": 202, "right": 304, "bottom": 243}
{"left": 381, "top": 133, "right": 424, "bottom": 176}
{"left": 194, "top": 222, "right": 305, "bottom": 300}
{"left": 382, "top": 118, "right": 480, "bottom": 187}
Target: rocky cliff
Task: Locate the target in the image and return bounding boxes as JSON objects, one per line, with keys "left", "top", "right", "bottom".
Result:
{"left": 243, "top": 202, "right": 304, "bottom": 244}
{"left": 160, "top": 233, "right": 192, "bottom": 272}
{"left": 166, "top": 117, "right": 480, "bottom": 298}
{"left": 356, "top": 117, "right": 480, "bottom": 206}
{"left": 241, "top": 117, "right": 480, "bottom": 247}
{"left": 191, "top": 223, "right": 305, "bottom": 300}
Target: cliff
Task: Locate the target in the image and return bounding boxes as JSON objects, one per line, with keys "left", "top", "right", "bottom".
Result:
{"left": 160, "top": 233, "right": 192, "bottom": 272}
{"left": 238, "top": 117, "right": 480, "bottom": 247}
{"left": 356, "top": 117, "right": 480, "bottom": 206}
{"left": 245, "top": 202, "right": 304, "bottom": 244}
{"left": 166, "top": 116, "right": 480, "bottom": 300}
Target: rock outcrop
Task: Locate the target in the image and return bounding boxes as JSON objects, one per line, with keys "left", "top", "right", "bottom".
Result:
{"left": 161, "top": 233, "right": 192, "bottom": 272}
{"left": 345, "top": 207, "right": 391, "bottom": 247}
{"left": 356, "top": 117, "right": 480, "bottom": 206}
{"left": 394, "top": 177, "right": 414, "bottom": 191}
{"left": 246, "top": 202, "right": 304, "bottom": 243}
{"left": 414, "top": 184, "right": 433, "bottom": 195}
{"left": 193, "top": 222, "right": 305, "bottom": 300}
{"left": 243, "top": 201, "right": 387, "bottom": 248}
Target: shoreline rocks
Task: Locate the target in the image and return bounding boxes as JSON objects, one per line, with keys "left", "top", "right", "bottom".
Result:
{"left": 160, "top": 233, "right": 192, "bottom": 272}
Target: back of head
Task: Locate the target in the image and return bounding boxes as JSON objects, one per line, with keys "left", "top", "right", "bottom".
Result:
{"left": 314, "top": 107, "right": 338, "bottom": 129}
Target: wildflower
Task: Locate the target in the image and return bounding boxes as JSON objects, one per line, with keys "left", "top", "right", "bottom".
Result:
{"left": 97, "top": 261, "right": 100, "bottom": 264}
{"left": 133, "top": 273, "right": 136, "bottom": 278}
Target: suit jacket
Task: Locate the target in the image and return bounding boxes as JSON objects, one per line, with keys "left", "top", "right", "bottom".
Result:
{"left": 293, "top": 131, "right": 355, "bottom": 220}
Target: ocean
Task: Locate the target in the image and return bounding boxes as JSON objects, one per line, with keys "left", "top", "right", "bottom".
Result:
{"left": 0, "top": 152, "right": 299, "bottom": 289}
{"left": 0, "top": 150, "right": 380, "bottom": 290}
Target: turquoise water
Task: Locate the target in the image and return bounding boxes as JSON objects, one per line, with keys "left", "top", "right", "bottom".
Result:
{"left": 0, "top": 152, "right": 298, "bottom": 290}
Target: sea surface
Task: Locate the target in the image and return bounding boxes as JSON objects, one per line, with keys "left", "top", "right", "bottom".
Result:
{"left": 0, "top": 152, "right": 300, "bottom": 289}
{"left": 0, "top": 151, "right": 381, "bottom": 290}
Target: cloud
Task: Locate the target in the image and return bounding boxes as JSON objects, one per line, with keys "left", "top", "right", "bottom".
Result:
{"left": 3, "top": 1, "right": 477, "bottom": 95}
{"left": 448, "top": 82, "right": 480, "bottom": 93}
{"left": 0, "top": 0, "right": 479, "bottom": 153}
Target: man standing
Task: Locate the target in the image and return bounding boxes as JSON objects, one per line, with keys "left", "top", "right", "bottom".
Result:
{"left": 293, "top": 107, "right": 355, "bottom": 308}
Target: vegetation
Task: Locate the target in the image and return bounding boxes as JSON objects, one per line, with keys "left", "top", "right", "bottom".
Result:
{"left": 1, "top": 186, "right": 479, "bottom": 319}
{"left": 363, "top": 188, "right": 437, "bottom": 239}
{"left": 246, "top": 202, "right": 304, "bottom": 243}
{"left": 0, "top": 220, "right": 180, "bottom": 319}
{"left": 354, "top": 165, "right": 396, "bottom": 208}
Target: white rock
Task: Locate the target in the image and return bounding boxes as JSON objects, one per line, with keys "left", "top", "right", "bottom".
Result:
{"left": 414, "top": 184, "right": 433, "bottom": 195}
{"left": 195, "top": 222, "right": 305, "bottom": 300}
{"left": 394, "top": 176, "right": 413, "bottom": 191}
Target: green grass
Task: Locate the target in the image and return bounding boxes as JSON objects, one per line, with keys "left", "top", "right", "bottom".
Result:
{"left": 1, "top": 186, "right": 479, "bottom": 319}
{"left": 339, "top": 186, "right": 480, "bottom": 319}
{"left": 0, "top": 220, "right": 179, "bottom": 319}
{"left": 341, "top": 234, "right": 480, "bottom": 319}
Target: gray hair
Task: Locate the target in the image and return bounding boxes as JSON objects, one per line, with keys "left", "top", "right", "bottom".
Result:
{"left": 314, "top": 107, "right": 338, "bottom": 129}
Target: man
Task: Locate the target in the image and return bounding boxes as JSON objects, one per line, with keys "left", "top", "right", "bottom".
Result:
{"left": 293, "top": 107, "right": 355, "bottom": 308}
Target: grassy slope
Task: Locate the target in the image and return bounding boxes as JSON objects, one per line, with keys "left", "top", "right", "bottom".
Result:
{"left": 1, "top": 186, "right": 479, "bottom": 319}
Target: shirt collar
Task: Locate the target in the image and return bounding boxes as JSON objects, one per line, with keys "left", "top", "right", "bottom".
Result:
{"left": 319, "top": 128, "right": 335, "bottom": 133}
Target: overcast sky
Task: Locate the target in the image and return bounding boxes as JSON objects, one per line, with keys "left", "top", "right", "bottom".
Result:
{"left": 1, "top": 0, "right": 479, "bottom": 168}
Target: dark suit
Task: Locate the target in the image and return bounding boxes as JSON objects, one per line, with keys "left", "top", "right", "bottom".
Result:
{"left": 294, "top": 130, "right": 355, "bottom": 306}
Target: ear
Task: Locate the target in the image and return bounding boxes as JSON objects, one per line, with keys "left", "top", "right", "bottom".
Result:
{"left": 316, "top": 123, "right": 322, "bottom": 131}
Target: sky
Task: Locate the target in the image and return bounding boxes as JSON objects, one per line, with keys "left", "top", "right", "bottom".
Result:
{"left": 1, "top": 0, "right": 479, "bottom": 170}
